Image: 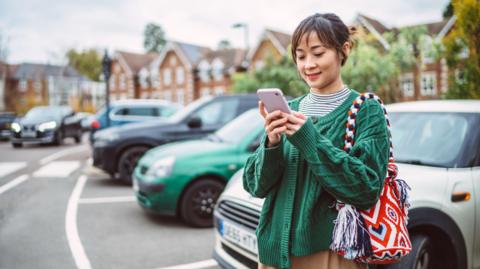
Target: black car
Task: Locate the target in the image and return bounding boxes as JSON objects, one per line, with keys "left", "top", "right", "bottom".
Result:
{"left": 93, "top": 94, "right": 258, "bottom": 183}
{"left": 11, "top": 106, "right": 83, "bottom": 147}
{"left": 0, "top": 112, "right": 16, "bottom": 140}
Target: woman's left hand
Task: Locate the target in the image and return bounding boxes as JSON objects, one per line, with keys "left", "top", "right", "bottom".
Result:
{"left": 285, "top": 112, "right": 307, "bottom": 136}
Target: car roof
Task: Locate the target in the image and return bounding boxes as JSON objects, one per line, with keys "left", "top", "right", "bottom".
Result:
{"left": 111, "top": 99, "right": 179, "bottom": 106}
{"left": 386, "top": 100, "right": 480, "bottom": 113}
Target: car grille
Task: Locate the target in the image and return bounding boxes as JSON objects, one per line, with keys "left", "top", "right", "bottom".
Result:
{"left": 221, "top": 242, "right": 257, "bottom": 269}
{"left": 217, "top": 200, "right": 260, "bottom": 231}
{"left": 23, "top": 125, "right": 36, "bottom": 132}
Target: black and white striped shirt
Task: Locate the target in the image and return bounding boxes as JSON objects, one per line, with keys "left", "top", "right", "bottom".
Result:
{"left": 299, "top": 87, "right": 351, "bottom": 117}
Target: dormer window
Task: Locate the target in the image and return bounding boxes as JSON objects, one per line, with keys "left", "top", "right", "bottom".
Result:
{"left": 212, "top": 58, "right": 224, "bottom": 81}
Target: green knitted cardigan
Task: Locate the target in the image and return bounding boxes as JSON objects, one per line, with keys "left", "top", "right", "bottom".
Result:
{"left": 243, "top": 90, "right": 390, "bottom": 268}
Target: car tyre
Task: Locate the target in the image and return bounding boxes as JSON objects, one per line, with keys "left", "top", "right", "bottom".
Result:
{"left": 12, "top": 142, "right": 23, "bottom": 148}
{"left": 74, "top": 131, "right": 82, "bottom": 144}
{"left": 380, "top": 234, "right": 436, "bottom": 269}
{"left": 53, "top": 131, "right": 63, "bottom": 145}
{"left": 117, "top": 146, "right": 149, "bottom": 184}
{"left": 180, "top": 178, "right": 225, "bottom": 228}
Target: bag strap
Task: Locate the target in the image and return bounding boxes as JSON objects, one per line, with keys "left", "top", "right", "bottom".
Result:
{"left": 343, "top": 93, "right": 396, "bottom": 178}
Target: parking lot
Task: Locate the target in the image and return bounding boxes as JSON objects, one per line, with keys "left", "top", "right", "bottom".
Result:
{"left": 0, "top": 137, "right": 221, "bottom": 269}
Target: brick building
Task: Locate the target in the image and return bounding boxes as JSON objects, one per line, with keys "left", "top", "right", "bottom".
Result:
{"left": 248, "top": 29, "right": 291, "bottom": 71}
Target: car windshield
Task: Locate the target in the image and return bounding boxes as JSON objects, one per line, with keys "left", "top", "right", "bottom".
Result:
{"left": 214, "top": 109, "right": 263, "bottom": 144}
{"left": 389, "top": 112, "right": 474, "bottom": 168}
{"left": 24, "top": 107, "right": 63, "bottom": 121}
{"left": 168, "top": 96, "right": 214, "bottom": 122}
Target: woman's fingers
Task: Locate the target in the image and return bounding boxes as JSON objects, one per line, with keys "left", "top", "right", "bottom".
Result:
{"left": 266, "top": 117, "right": 288, "bottom": 133}
{"left": 286, "top": 113, "right": 306, "bottom": 125}
{"left": 259, "top": 101, "right": 267, "bottom": 119}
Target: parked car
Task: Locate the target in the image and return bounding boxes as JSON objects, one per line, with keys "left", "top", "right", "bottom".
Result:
{"left": 212, "top": 100, "right": 480, "bottom": 269}
{"left": 10, "top": 106, "right": 83, "bottom": 147}
{"left": 93, "top": 94, "right": 258, "bottom": 183}
{"left": 89, "top": 99, "right": 181, "bottom": 142}
{"left": 0, "top": 112, "right": 16, "bottom": 140}
{"left": 133, "top": 109, "right": 263, "bottom": 227}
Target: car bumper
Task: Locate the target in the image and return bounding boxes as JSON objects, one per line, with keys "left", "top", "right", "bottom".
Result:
{"left": 10, "top": 131, "right": 56, "bottom": 144}
{"left": 213, "top": 231, "right": 257, "bottom": 269}
{"left": 92, "top": 144, "right": 117, "bottom": 174}
{"left": 0, "top": 129, "right": 11, "bottom": 139}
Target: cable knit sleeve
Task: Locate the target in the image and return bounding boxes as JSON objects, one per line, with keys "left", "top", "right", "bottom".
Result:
{"left": 242, "top": 133, "right": 285, "bottom": 198}
{"left": 286, "top": 99, "right": 389, "bottom": 210}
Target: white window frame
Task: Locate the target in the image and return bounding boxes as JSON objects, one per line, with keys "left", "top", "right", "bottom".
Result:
{"left": 151, "top": 68, "right": 160, "bottom": 89}
{"left": 176, "top": 67, "right": 185, "bottom": 84}
{"left": 109, "top": 76, "right": 116, "bottom": 89}
{"left": 214, "top": 87, "right": 224, "bottom": 96}
{"left": 420, "top": 72, "right": 436, "bottom": 96}
{"left": 163, "top": 69, "right": 172, "bottom": 86}
{"left": 400, "top": 73, "right": 414, "bottom": 97}
{"left": 19, "top": 79, "right": 28, "bottom": 92}
{"left": 139, "top": 69, "right": 149, "bottom": 89}
{"left": 212, "top": 58, "right": 224, "bottom": 81}
{"left": 120, "top": 74, "right": 127, "bottom": 89}
{"left": 198, "top": 60, "right": 210, "bottom": 82}
{"left": 34, "top": 80, "right": 42, "bottom": 92}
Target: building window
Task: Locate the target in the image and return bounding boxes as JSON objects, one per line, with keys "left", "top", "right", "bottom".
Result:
{"left": 176, "top": 67, "right": 185, "bottom": 84}
{"left": 198, "top": 60, "right": 210, "bottom": 82}
{"left": 163, "top": 90, "right": 172, "bottom": 101}
{"left": 19, "top": 80, "right": 28, "bottom": 92}
{"left": 139, "top": 70, "right": 149, "bottom": 89}
{"left": 120, "top": 74, "right": 126, "bottom": 89}
{"left": 255, "top": 60, "right": 265, "bottom": 70}
{"left": 151, "top": 69, "right": 159, "bottom": 89}
{"left": 400, "top": 73, "right": 414, "bottom": 97}
{"left": 163, "top": 69, "right": 172, "bottom": 86}
{"left": 176, "top": 89, "right": 185, "bottom": 106}
{"left": 212, "top": 59, "right": 224, "bottom": 81}
{"left": 421, "top": 72, "right": 436, "bottom": 96}
{"left": 109, "top": 77, "right": 116, "bottom": 89}
{"left": 34, "top": 80, "right": 42, "bottom": 92}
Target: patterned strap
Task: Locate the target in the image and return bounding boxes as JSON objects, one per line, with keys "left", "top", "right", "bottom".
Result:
{"left": 344, "top": 93, "right": 394, "bottom": 164}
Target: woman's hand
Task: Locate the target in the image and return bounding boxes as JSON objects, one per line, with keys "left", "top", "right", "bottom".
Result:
{"left": 285, "top": 112, "right": 307, "bottom": 136}
{"left": 259, "top": 101, "right": 288, "bottom": 147}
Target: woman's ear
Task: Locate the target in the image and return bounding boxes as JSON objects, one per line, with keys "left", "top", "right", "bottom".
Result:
{"left": 342, "top": 42, "right": 351, "bottom": 57}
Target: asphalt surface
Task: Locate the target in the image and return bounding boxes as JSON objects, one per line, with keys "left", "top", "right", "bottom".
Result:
{"left": 0, "top": 135, "right": 221, "bottom": 269}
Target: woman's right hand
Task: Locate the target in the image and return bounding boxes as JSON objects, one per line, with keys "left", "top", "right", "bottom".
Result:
{"left": 259, "top": 101, "right": 288, "bottom": 147}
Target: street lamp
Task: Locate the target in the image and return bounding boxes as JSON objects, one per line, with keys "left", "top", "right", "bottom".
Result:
{"left": 232, "top": 23, "right": 249, "bottom": 66}
{"left": 102, "top": 49, "right": 112, "bottom": 128}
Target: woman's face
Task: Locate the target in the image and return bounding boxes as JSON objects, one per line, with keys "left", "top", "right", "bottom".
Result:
{"left": 295, "top": 31, "right": 345, "bottom": 93}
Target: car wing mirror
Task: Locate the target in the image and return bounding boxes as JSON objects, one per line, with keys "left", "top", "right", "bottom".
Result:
{"left": 187, "top": 116, "right": 202, "bottom": 128}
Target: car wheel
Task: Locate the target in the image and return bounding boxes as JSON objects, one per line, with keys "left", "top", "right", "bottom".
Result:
{"left": 180, "top": 178, "right": 225, "bottom": 228}
{"left": 381, "top": 234, "right": 436, "bottom": 269}
{"left": 12, "top": 142, "right": 23, "bottom": 148}
{"left": 117, "top": 146, "right": 149, "bottom": 184}
{"left": 53, "top": 131, "right": 63, "bottom": 145}
{"left": 74, "top": 131, "right": 82, "bottom": 144}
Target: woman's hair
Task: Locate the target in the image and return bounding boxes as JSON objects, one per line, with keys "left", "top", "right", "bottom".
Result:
{"left": 291, "top": 13, "right": 356, "bottom": 66}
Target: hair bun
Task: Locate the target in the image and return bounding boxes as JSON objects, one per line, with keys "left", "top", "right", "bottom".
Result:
{"left": 348, "top": 26, "right": 357, "bottom": 36}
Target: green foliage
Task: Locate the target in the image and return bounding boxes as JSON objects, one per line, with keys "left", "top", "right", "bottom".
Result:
{"left": 232, "top": 55, "right": 308, "bottom": 97}
{"left": 143, "top": 23, "right": 166, "bottom": 53}
{"left": 443, "top": 0, "right": 480, "bottom": 99}
{"left": 66, "top": 48, "right": 101, "bottom": 81}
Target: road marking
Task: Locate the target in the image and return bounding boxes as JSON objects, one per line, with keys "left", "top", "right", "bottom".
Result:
{"left": 33, "top": 161, "right": 81, "bottom": 178}
{"left": 66, "top": 175, "right": 91, "bottom": 269}
{"left": 0, "top": 162, "right": 27, "bottom": 178}
{"left": 39, "top": 145, "right": 87, "bottom": 165}
{"left": 157, "top": 259, "right": 218, "bottom": 269}
{"left": 78, "top": 196, "right": 136, "bottom": 204}
{"left": 0, "top": 174, "right": 29, "bottom": 195}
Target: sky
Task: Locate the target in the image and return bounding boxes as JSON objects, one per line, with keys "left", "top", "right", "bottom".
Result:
{"left": 0, "top": 0, "right": 450, "bottom": 65}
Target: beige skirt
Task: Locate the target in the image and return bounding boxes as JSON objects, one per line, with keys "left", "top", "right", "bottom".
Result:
{"left": 258, "top": 250, "right": 368, "bottom": 269}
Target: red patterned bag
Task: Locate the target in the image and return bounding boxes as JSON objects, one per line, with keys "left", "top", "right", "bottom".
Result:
{"left": 330, "top": 93, "right": 412, "bottom": 264}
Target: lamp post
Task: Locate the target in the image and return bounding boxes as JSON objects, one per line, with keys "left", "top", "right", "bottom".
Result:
{"left": 102, "top": 49, "right": 111, "bottom": 128}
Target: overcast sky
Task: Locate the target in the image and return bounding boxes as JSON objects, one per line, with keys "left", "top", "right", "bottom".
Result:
{"left": 0, "top": 0, "right": 449, "bottom": 64}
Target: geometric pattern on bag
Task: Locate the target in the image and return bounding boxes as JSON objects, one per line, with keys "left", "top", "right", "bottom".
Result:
{"left": 330, "top": 93, "right": 412, "bottom": 264}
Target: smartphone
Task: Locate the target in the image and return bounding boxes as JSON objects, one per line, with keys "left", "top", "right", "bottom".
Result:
{"left": 256, "top": 88, "right": 291, "bottom": 114}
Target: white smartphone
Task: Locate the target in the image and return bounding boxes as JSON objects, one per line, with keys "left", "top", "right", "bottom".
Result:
{"left": 256, "top": 88, "right": 291, "bottom": 114}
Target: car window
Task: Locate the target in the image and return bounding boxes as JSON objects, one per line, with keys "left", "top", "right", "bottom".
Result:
{"left": 157, "top": 106, "right": 177, "bottom": 117}
{"left": 215, "top": 109, "right": 263, "bottom": 144}
{"left": 114, "top": 107, "right": 156, "bottom": 117}
{"left": 389, "top": 112, "right": 472, "bottom": 167}
{"left": 192, "top": 99, "right": 239, "bottom": 125}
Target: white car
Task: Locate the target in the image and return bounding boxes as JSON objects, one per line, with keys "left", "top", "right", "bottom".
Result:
{"left": 212, "top": 100, "right": 480, "bottom": 269}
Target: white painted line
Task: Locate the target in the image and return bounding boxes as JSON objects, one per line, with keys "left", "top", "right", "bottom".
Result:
{"left": 33, "top": 161, "right": 81, "bottom": 178}
{"left": 0, "top": 162, "right": 27, "bottom": 178}
{"left": 157, "top": 259, "right": 218, "bottom": 269}
{"left": 65, "top": 175, "right": 91, "bottom": 269}
{"left": 39, "top": 145, "right": 87, "bottom": 165}
{"left": 0, "top": 174, "right": 29, "bottom": 195}
{"left": 78, "top": 196, "right": 136, "bottom": 204}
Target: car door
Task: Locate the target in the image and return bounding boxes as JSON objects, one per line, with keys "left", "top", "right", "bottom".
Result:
{"left": 61, "top": 109, "right": 78, "bottom": 137}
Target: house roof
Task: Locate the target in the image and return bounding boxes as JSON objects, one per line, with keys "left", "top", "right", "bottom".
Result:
{"left": 116, "top": 51, "right": 158, "bottom": 74}
{"left": 174, "top": 41, "right": 211, "bottom": 66}
{"left": 247, "top": 28, "right": 291, "bottom": 61}
{"left": 203, "top": 48, "right": 247, "bottom": 69}
{"left": 357, "top": 14, "right": 390, "bottom": 34}
{"left": 12, "top": 63, "right": 84, "bottom": 80}
{"left": 267, "top": 29, "right": 291, "bottom": 51}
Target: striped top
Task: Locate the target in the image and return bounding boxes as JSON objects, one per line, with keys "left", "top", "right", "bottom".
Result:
{"left": 299, "top": 87, "right": 351, "bottom": 117}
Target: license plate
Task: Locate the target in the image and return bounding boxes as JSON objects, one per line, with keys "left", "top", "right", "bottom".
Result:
{"left": 22, "top": 131, "right": 36, "bottom": 138}
{"left": 220, "top": 219, "right": 257, "bottom": 254}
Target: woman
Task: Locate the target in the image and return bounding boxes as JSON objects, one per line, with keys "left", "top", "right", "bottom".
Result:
{"left": 243, "top": 13, "right": 390, "bottom": 269}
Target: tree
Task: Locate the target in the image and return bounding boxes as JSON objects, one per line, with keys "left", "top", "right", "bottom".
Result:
{"left": 66, "top": 48, "right": 102, "bottom": 81}
{"left": 232, "top": 54, "right": 308, "bottom": 97}
{"left": 443, "top": 0, "right": 480, "bottom": 99}
{"left": 217, "top": 39, "right": 232, "bottom": 50}
{"left": 143, "top": 23, "right": 166, "bottom": 53}
{"left": 443, "top": 1, "right": 454, "bottom": 19}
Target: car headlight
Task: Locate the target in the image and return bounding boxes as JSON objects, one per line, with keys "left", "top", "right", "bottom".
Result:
{"left": 145, "top": 156, "right": 175, "bottom": 178}
{"left": 38, "top": 121, "right": 57, "bottom": 132}
{"left": 95, "top": 132, "right": 120, "bottom": 143}
{"left": 11, "top": 123, "right": 21, "bottom": 133}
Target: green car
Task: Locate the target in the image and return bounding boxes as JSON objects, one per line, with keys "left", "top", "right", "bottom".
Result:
{"left": 133, "top": 109, "right": 264, "bottom": 227}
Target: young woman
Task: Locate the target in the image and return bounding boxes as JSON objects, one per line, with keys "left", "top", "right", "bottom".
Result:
{"left": 243, "top": 13, "right": 390, "bottom": 269}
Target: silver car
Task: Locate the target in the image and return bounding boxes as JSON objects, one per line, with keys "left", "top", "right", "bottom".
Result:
{"left": 212, "top": 100, "right": 480, "bottom": 269}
